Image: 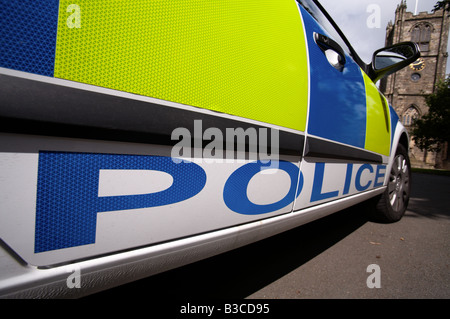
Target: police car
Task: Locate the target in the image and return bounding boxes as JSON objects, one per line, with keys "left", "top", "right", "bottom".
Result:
{"left": 0, "top": 0, "right": 419, "bottom": 298}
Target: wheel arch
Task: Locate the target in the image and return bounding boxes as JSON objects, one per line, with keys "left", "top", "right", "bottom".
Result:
{"left": 384, "top": 119, "right": 410, "bottom": 187}
{"left": 398, "top": 131, "right": 410, "bottom": 155}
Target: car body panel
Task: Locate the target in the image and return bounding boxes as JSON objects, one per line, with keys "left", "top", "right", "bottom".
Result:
{"left": 0, "top": 0, "right": 410, "bottom": 297}
{"left": 300, "top": 5, "right": 391, "bottom": 158}
{"left": 2, "top": 0, "right": 309, "bottom": 132}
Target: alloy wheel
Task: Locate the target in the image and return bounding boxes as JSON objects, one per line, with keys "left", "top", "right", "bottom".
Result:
{"left": 388, "top": 154, "right": 410, "bottom": 213}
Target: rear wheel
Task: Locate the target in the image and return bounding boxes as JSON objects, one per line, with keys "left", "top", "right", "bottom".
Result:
{"left": 370, "top": 144, "right": 411, "bottom": 223}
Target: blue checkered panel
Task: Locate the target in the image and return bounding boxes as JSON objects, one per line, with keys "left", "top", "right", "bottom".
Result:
{"left": 0, "top": 0, "right": 59, "bottom": 76}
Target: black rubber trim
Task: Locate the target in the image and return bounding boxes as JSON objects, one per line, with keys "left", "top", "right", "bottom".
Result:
{"left": 0, "top": 73, "right": 304, "bottom": 156}
{"left": 305, "top": 136, "right": 383, "bottom": 163}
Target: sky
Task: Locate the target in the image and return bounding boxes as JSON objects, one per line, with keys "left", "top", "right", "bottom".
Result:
{"left": 318, "top": 0, "right": 449, "bottom": 72}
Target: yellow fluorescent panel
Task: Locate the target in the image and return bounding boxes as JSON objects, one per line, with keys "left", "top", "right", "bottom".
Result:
{"left": 362, "top": 72, "right": 391, "bottom": 156}
{"left": 55, "top": 0, "right": 309, "bottom": 131}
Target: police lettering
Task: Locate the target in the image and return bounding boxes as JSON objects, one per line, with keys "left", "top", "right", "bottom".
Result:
{"left": 34, "top": 151, "right": 386, "bottom": 252}
{"left": 310, "top": 163, "right": 386, "bottom": 203}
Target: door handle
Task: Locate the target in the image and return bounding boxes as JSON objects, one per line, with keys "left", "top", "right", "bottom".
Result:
{"left": 314, "top": 32, "right": 346, "bottom": 71}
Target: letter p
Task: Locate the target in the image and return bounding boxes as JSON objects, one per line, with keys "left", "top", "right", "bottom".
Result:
{"left": 34, "top": 152, "right": 206, "bottom": 253}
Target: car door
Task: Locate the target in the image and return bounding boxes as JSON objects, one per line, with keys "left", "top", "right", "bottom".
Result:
{"left": 0, "top": 0, "right": 309, "bottom": 267}
{"left": 294, "top": 0, "right": 392, "bottom": 210}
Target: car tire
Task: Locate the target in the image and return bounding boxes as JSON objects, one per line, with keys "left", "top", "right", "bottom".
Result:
{"left": 369, "top": 144, "right": 411, "bottom": 223}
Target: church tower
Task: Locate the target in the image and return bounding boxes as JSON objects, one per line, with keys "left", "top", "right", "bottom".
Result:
{"left": 381, "top": 0, "right": 449, "bottom": 168}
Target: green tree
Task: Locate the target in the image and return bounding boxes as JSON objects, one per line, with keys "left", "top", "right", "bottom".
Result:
{"left": 411, "top": 76, "right": 450, "bottom": 152}
{"left": 433, "top": 0, "right": 450, "bottom": 12}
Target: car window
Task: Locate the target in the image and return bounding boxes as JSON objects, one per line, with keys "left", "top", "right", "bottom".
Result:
{"left": 297, "top": 0, "right": 365, "bottom": 69}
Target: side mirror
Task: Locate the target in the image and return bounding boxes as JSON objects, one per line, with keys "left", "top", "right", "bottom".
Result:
{"left": 370, "top": 42, "right": 420, "bottom": 82}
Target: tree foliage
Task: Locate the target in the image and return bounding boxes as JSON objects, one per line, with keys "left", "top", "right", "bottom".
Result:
{"left": 411, "top": 76, "right": 450, "bottom": 152}
{"left": 433, "top": 0, "right": 450, "bottom": 12}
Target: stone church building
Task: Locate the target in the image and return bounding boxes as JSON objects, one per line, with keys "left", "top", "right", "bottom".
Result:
{"left": 380, "top": 0, "right": 449, "bottom": 169}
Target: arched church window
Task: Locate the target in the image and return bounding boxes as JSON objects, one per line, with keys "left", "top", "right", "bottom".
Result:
{"left": 402, "top": 106, "right": 420, "bottom": 126}
{"left": 411, "top": 23, "right": 432, "bottom": 52}
{"left": 411, "top": 25, "right": 421, "bottom": 42}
